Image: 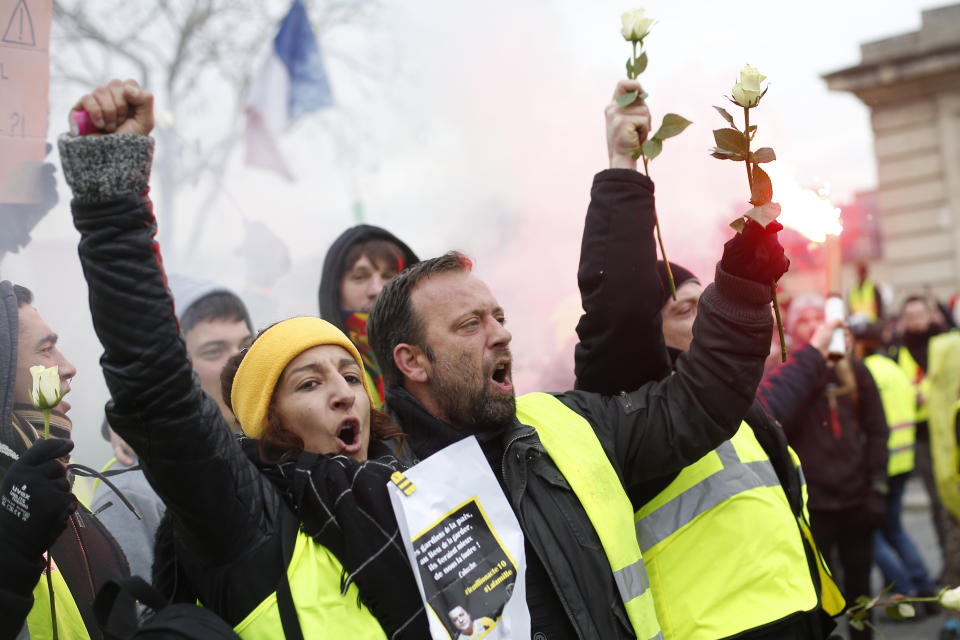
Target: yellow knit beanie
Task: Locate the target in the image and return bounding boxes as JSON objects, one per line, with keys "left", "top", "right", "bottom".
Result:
{"left": 231, "top": 317, "right": 372, "bottom": 438}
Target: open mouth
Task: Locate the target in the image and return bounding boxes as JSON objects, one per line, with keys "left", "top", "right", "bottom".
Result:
{"left": 336, "top": 419, "right": 362, "bottom": 455}
{"left": 490, "top": 360, "right": 513, "bottom": 393}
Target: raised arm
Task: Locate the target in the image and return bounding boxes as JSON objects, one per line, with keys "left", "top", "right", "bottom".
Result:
{"left": 563, "top": 221, "right": 790, "bottom": 498}
{"left": 756, "top": 319, "right": 842, "bottom": 429}
{"left": 59, "top": 80, "right": 273, "bottom": 566}
{"left": 574, "top": 80, "right": 670, "bottom": 394}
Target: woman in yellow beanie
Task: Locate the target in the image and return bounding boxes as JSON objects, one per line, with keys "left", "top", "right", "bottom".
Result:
{"left": 147, "top": 317, "right": 429, "bottom": 639}
{"left": 61, "top": 79, "right": 428, "bottom": 639}
{"left": 221, "top": 316, "right": 406, "bottom": 463}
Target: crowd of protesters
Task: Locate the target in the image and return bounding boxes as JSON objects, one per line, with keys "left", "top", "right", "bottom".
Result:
{"left": 1, "top": 74, "right": 960, "bottom": 640}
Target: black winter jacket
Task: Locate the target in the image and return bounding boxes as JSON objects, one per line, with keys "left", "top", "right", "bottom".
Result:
{"left": 385, "top": 169, "right": 778, "bottom": 639}
{"left": 758, "top": 345, "right": 889, "bottom": 512}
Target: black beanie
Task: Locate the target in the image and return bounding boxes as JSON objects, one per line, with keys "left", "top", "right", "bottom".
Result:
{"left": 657, "top": 261, "right": 699, "bottom": 309}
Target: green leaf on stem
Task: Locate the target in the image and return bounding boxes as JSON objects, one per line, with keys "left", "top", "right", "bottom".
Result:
{"left": 754, "top": 147, "right": 776, "bottom": 163}
{"left": 713, "top": 128, "right": 748, "bottom": 155}
{"left": 713, "top": 106, "right": 735, "bottom": 127}
{"left": 635, "top": 50, "right": 648, "bottom": 74}
{"left": 850, "top": 619, "right": 865, "bottom": 631}
{"left": 641, "top": 138, "right": 662, "bottom": 160}
{"left": 750, "top": 165, "right": 773, "bottom": 206}
{"left": 626, "top": 58, "right": 634, "bottom": 79}
{"left": 885, "top": 605, "right": 904, "bottom": 620}
{"left": 652, "top": 114, "right": 693, "bottom": 140}
{"left": 898, "top": 603, "right": 916, "bottom": 618}
{"left": 617, "top": 90, "right": 639, "bottom": 108}
{"left": 855, "top": 595, "right": 872, "bottom": 607}
{"left": 709, "top": 148, "right": 745, "bottom": 161}
{"left": 638, "top": 91, "right": 649, "bottom": 100}
{"left": 631, "top": 148, "right": 643, "bottom": 160}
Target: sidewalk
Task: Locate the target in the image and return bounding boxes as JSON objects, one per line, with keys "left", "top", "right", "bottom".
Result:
{"left": 860, "top": 476, "right": 946, "bottom": 639}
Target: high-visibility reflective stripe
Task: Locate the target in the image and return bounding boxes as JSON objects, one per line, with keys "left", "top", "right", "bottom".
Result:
{"left": 636, "top": 443, "right": 782, "bottom": 552}
{"left": 716, "top": 440, "right": 738, "bottom": 466}
{"left": 613, "top": 558, "right": 651, "bottom": 602}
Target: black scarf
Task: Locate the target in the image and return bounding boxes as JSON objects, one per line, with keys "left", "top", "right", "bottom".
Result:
{"left": 384, "top": 387, "right": 508, "bottom": 461}
{"left": 902, "top": 327, "right": 939, "bottom": 373}
{"left": 240, "top": 439, "right": 429, "bottom": 639}
{"left": 1, "top": 405, "right": 72, "bottom": 480}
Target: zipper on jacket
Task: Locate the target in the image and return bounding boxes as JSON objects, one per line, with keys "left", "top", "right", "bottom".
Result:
{"left": 501, "top": 430, "right": 586, "bottom": 640}
{"left": 69, "top": 515, "right": 98, "bottom": 604}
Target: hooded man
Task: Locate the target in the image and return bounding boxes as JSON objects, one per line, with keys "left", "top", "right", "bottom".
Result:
{"left": 317, "top": 225, "right": 419, "bottom": 407}
{"left": 0, "top": 281, "right": 136, "bottom": 639}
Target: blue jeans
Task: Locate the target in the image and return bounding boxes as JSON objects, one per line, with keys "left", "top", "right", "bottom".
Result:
{"left": 874, "top": 473, "right": 936, "bottom": 595}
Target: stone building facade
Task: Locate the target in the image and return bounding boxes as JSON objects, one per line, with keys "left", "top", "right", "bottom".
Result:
{"left": 824, "top": 3, "right": 960, "bottom": 305}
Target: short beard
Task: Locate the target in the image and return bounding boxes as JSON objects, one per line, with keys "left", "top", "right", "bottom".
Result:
{"left": 429, "top": 347, "right": 515, "bottom": 431}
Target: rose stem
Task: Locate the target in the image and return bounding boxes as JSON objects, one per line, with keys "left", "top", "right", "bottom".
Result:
{"left": 641, "top": 154, "right": 676, "bottom": 300}
{"left": 47, "top": 557, "right": 58, "bottom": 639}
{"left": 744, "top": 105, "right": 786, "bottom": 362}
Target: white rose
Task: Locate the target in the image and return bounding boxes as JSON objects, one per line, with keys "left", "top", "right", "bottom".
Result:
{"left": 29, "top": 365, "right": 63, "bottom": 410}
{"left": 744, "top": 202, "right": 781, "bottom": 228}
{"left": 732, "top": 64, "right": 767, "bottom": 108}
{"left": 941, "top": 586, "right": 960, "bottom": 611}
{"left": 620, "top": 9, "right": 653, "bottom": 42}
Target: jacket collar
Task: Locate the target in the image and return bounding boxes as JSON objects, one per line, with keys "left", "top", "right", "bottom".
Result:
{"left": 384, "top": 387, "right": 527, "bottom": 462}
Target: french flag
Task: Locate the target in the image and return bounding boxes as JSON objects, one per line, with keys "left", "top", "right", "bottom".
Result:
{"left": 245, "top": 0, "right": 333, "bottom": 180}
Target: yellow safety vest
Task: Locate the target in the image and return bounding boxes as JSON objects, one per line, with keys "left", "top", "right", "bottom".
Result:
{"left": 849, "top": 280, "right": 878, "bottom": 321}
{"left": 633, "top": 422, "right": 825, "bottom": 639}
{"left": 516, "top": 393, "right": 663, "bottom": 640}
{"left": 26, "top": 556, "right": 90, "bottom": 640}
{"left": 864, "top": 354, "right": 917, "bottom": 476}
{"left": 898, "top": 347, "right": 931, "bottom": 422}
{"left": 234, "top": 530, "right": 387, "bottom": 639}
{"left": 923, "top": 332, "right": 960, "bottom": 523}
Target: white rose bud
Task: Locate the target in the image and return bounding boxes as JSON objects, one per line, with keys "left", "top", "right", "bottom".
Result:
{"left": 744, "top": 202, "right": 782, "bottom": 229}
{"left": 941, "top": 586, "right": 960, "bottom": 611}
{"left": 732, "top": 64, "right": 767, "bottom": 108}
{"left": 620, "top": 9, "right": 654, "bottom": 42}
{"left": 29, "top": 365, "right": 63, "bottom": 410}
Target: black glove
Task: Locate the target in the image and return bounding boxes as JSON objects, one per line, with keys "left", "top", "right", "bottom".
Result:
{"left": 0, "top": 438, "right": 77, "bottom": 562}
{"left": 720, "top": 219, "right": 790, "bottom": 284}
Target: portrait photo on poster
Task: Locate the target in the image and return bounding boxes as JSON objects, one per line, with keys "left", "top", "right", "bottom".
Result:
{"left": 412, "top": 497, "right": 516, "bottom": 639}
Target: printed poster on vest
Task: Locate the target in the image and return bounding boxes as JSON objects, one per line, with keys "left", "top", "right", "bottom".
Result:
{"left": 387, "top": 436, "right": 530, "bottom": 639}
